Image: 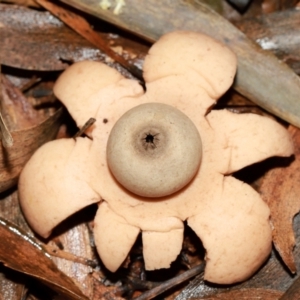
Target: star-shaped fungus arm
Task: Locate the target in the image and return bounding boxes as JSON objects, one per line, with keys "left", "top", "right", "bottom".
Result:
{"left": 94, "top": 202, "right": 184, "bottom": 272}
{"left": 93, "top": 202, "right": 140, "bottom": 272}
{"left": 19, "top": 137, "right": 100, "bottom": 238}
{"left": 142, "top": 227, "right": 184, "bottom": 271}
{"left": 188, "top": 176, "right": 272, "bottom": 284}
{"left": 143, "top": 31, "right": 237, "bottom": 117}
{"left": 207, "top": 109, "right": 294, "bottom": 174}
{"left": 53, "top": 61, "right": 144, "bottom": 131}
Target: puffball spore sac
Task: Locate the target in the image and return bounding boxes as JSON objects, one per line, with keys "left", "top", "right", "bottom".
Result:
{"left": 106, "top": 103, "right": 202, "bottom": 198}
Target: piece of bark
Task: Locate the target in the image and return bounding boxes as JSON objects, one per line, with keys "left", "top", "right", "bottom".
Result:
{"left": 259, "top": 126, "right": 300, "bottom": 273}
{"left": 60, "top": 0, "right": 300, "bottom": 128}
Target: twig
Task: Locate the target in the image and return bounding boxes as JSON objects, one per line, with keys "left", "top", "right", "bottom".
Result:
{"left": 36, "top": 0, "right": 142, "bottom": 79}
{"left": 125, "top": 276, "right": 161, "bottom": 293}
{"left": 44, "top": 244, "right": 98, "bottom": 268}
{"left": 20, "top": 76, "right": 42, "bottom": 93}
{"left": 133, "top": 262, "right": 205, "bottom": 300}
{"left": 73, "top": 117, "right": 96, "bottom": 139}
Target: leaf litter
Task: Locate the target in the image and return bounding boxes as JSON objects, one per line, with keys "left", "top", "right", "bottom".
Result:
{"left": 1, "top": 0, "right": 300, "bottom": 299}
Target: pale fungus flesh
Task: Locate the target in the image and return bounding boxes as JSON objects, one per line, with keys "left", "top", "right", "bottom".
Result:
{"left": 18, "top": 137, "right": 100, "bottom": 238}
{"left": 18, "top": 31, "right": 294, "bottom": 284}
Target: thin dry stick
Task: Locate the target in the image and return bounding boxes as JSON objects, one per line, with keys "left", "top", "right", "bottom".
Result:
{"left": 36, "top": 0, "right": 142, "bottom": 79}
{"left": 44, "top": 244, "right": 97, "bottom": 268}
{"left": 133, "top": 262, "right": 205, "bottom": 300}
{"left": 20, "top": 76, "right": 42, "bottom": 93}
{"left": 0, "top": 67, "right": 13, "bottom": 148}
{"left": 73, "top": 117, "right": 96, "bottom": 139}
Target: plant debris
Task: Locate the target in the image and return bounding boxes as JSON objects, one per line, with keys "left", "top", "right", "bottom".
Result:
{"left": 1, "top": 0, "right": 300, "bottom": 299}
{"left": 260, "top": 126, "right": 300, "bottom": 273}
{"left": 0, "top": 217, "right": 88, "bottom": 300}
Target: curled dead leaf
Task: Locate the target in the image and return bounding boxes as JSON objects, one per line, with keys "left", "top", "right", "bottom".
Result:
{"left": 260, "top": 126, "right": 300, "bottom": 273}
{"left": 0, "top": 217, "right": 88, "bottom": 300}
{"left": 0, "top": 108, "right": 62, "bottom": 192}
{"left": 0, "top": 74, "right": 62, "bottom": 192}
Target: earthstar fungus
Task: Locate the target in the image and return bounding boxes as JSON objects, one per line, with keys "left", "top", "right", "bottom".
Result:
{"left": 18, "top": 31, "right": 293, "bottom": 284}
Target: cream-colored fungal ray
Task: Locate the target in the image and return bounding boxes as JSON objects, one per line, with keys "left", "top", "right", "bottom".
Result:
{"left": 188, "top": 176, "right": 272, "bottom": 284}
{"left": 143, "top": 31, "right": 237, "bottom": 100}
{"left": 19, "top": 137, "right": 99, "bottom": 238}
{"left": 142, "top": 228, "right": 184, "bottom": 270}
{"left": 53, "top": 61, "right": 143, "bottom": 129}
{"left": 93, "top": 202, "right": 140, "bottom": 272}
{"left": 207, "top": 110, "right": 294, "bottom": 174}
{"left": 144, "top": 76, "right": 217, "bottom": 119}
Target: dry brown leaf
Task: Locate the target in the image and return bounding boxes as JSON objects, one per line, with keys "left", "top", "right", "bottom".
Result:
{"left": 0, "top": 3, "right": 103, "bottom": 71}
{"left": 0, "top": 189, "right": 36, "bottom": 299}
{"left": 0, "top": 187, "right": 96, "bottom": 299}
{"left": 260, "top": 126, "right": 300, "bottom": 273}
{"left": 36, "top": 0, "right": 142, "bottom": 78}
{"left": 1, "top": 3, "right": 147, "bottom": 74}
{"left": 0, "top": 217, "right": 88, "bottom": 300}
{"left": 1, "top": 74, "right": 45, "bottom": 129}
{"left": 0, "top": 0, "right": 40, "bottom": 8}
{"left": 0, "top": 72, "right": 62, "bottom": 192}
{"left": 195, "top": 288, "right": 283, "bottom": 299}
{"left": 0, "top": 108, "right": 62, "bottom": 192}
